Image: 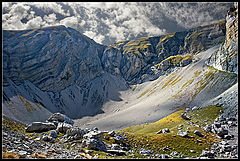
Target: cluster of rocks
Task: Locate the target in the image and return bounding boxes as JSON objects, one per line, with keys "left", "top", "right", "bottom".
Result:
{"left": 206, "top": 3, "right": 238, "bottom": 74}
{"left": 202, "top": 113, "right": 238, "bottom": 158}
{"left": 2, "top": 113, "right": 131, "bottom": 159}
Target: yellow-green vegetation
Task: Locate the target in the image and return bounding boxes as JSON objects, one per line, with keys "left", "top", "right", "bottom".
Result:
{"left": 2, "top": 118, "right": 26, "bottom": 132}
{"left": 25, "top": 101, "right": 36, "bottom": 112}
{"left": 107, "top": 41, "right": 125, "bottom": 50}
{"left": 137, "top": 89, "right": 150, "bottom": 99}
{"left": 21, "top": 29, "right": 38, "bottom": 37}
{"left": 193, "top": 70, "right": 202, "bottom": 77}
{"left": 18, "top": 95, "right": 37, "bottom": 112}
{"left": 123, "top": 37, "right": 151, "bottom": 54}
{"left": 160, "top": 33, "right": 175, "bottom": 43}
{"left": 118, "top": 105, "right": 224, "bottom": 157}
{"left": 173, "top": 66, "right": 217, "bottom": 101}
{"left": 162, "top": 74, "right": 183, "bottom": 89}
{"left": 35, "top": 102, "right": 42, "bottom": 110}
{"left": 186, "top": 31, "right": 204, "bottom": 40}
{"left": 32, "top": 30, "right": 44, "bottom": 38}
{"left": 155, "top": 54, "right": 194, "bottom": 69}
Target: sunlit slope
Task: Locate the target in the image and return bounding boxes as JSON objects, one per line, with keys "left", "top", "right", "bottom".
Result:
{"left": 75, "top": 45, "right": 237, "bottom": 131}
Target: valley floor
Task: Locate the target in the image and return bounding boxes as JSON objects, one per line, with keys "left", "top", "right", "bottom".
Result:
{"left": 74, "top": 45, "right": 237, "bottom": 132}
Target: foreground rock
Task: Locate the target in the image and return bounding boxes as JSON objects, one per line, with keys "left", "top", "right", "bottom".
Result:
{"left": 25, "top": 122, "right": 56, "bottom": 133}
{"left": 82, "top": 131, "right": 107, "bottom": 151}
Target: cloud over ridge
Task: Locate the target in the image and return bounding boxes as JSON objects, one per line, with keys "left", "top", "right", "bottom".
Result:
{"left": 2, "top": 2, "right": 233, "bottom": 45}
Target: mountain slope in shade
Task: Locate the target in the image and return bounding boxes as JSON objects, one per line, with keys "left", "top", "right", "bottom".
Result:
{"left": 2, "top": 25, "right": 128, "bottom": 123}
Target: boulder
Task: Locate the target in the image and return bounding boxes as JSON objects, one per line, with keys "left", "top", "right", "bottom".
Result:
{"left": 66, "top": 127, "right": 86, "bottom": 137}
{"left": 157, "top": 128, "right": 170, "bottom": 134}
{"left": 200, "top": 150, "right": 215, "bottom": 158}
{"left": 139, "top": 148, "right": 154, "bottom": 156}
{"left": 82, "top": 131, "right": 106, "bottom": 151}
{"left": 177, "top": 131, "right": 188, "bottom": 137}
{"left": 111, "top": 144, "right": 120, "bottom": 150}
{"left": 181, "top": 113, "right": 191, "bottom": 120}
{"left": 108, "top": 131, "right": 115, "bottom": 137}
{"left": 41, "top": 135, "right": 53, "bottom": 142}
{"left": 114, "top": 134, "right": 125, "bottom": 144}
{"left": 19, "top": 151, "right": 27, "bottom": 158}
{"left": 216, "top": 127, "right": 228, "bottom": 137}
{"left": 194, "top": 130, "right": 203, "bottom": 137}
{"left": 49, "top": 130, "right": 58, "bottom": 138}
{"left": 48, "top": 113, "right": 74, "bottom": 125}
{"left": 57, "top": 122, "right": 72, "bottom": 133}
{"left": 192, "top": 106, "right": 199, "bottom": 111}
{"left": 25, "top": 122, "right": 56, "bottom": 133}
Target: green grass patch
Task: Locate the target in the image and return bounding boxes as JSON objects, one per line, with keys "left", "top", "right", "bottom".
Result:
{"left": 118, "top": 105, "right": 224, "bottom": 157}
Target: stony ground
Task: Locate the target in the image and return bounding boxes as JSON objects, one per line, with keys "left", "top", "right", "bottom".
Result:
{"left": 2, "top": 104, "right": 238, "bottom": 159}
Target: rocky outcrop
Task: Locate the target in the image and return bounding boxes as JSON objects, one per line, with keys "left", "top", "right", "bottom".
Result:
{"left": 1, "top": 19, "right": 229, "bottom": 124}
{"left": 206, "top": 3, "right": 238, "bottom": 74}
{"left": 48, "top": 113, "right": 74, "bottom": 125}
{"left": 2, "top": 25, "right": 128, "bottom": 120}
{"left": 25, "top": 122, "right": 56, "bottom": 133}
{"left": 102, "top": 22, "right": 226, "bottom": 84}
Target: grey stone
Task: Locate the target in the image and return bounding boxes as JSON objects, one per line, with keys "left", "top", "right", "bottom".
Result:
{"left": 216, "top": 127, "right": 228, "bottom": 137}
{"left": 156, "top": 128, "right": 170, "bottom": 134}
{"left": 192, "top": 106, "right": 199, "bottom": 111}
{"left": 66, "top": 127, "right": 86, "bottom": 138}
{"left": 194, "top": 130, "right": 203, "bottom": 137}
{"left": 41, "top": 135, "right": 52, "bottom": 142}
{"left": 49, "top": 130, "right": 58, "bottom": 138}
{"left": 190, "top": 150, "right": 196, "bottom": 153}
{"left": 200, "top": 150, "right": 215, "bottom": 158}
{"left": 177, "top": 131, "right": 188, "bottom": 137}
{"left": 48, "top": 113, "right": 74, "bottom": 125}
{"left": 197, "top": 139, "right": 203, "bottom": 143}
{"left": 108, "top": 131, "right": 115, "bottom": 137}
{"left": 181, "top": 113, "right": 191, "bottom": 120}
{"left": 82, "top": 131, "right": 106, "bottom": 151}
{"left": 111, "top": 144, "right": 120, "bottom": 150}
{"left": 57, "top": 122, "right": 72, "bottom": 133}
{"left": 19, "top": 150, "right": 27, "bottom": 158}
{"left": 25, "top": 122, "right": 56, "bottom": 133}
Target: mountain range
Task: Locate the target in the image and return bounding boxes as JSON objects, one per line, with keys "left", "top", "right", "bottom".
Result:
{"left": 2, "top": 7, "right": 238, "bottom": 132}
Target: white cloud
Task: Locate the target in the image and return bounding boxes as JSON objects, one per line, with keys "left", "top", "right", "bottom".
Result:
{"left": 26, "top": 16, "right": 44, "bottom": 29}
{"left": 2, "top": 2, "right": 233, "bottom": 44}
{"left": 43, "top": 13, "right": 57, "bottom": 24}
{"left": 59, "top": 16, "right": 78, "bottom": 28}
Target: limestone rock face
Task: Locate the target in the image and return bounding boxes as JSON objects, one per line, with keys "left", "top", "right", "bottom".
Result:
{"left": 3, "top": 25, "right": 105, "bottom": 90}
{"left": 2, "top": 26, "right": 128, "bottom": 121}
{"left": 2, "top": 20, "right": 228, "bottom": 123}
{"left": 206, "top": 5, "right": 238, "bottom": 74}
{"left": 102, "top": 21, "right": 226, "bottom": 85}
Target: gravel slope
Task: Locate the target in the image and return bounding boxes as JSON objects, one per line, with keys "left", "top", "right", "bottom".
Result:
{"left": 74, "top": 45, "right": 237, "bottom": 131}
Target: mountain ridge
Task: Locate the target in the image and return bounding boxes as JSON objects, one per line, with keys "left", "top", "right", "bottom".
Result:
{"left": 2, "top": 17, "right": 237, "bottom": 126}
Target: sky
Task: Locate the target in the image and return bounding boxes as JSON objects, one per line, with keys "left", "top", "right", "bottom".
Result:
{"left": 2, "top": 2, "right": 233, "bottom": 45}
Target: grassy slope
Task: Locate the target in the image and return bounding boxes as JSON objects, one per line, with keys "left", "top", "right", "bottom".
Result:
{"left": 118, "top": 105, "right": 225, "bottom": 158}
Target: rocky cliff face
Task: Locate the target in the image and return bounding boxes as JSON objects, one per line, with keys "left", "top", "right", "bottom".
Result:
{"left": 2, "top": 25, "right": 128, "bottom": 121}
{"left": 206, "top": 4, "right": 238, "bottom": 74}
{"left": 102, "top": 21, "right": 226, "bottom": 84}
{"left": 2, "top": 19, "right": 228, "bottom": 123}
